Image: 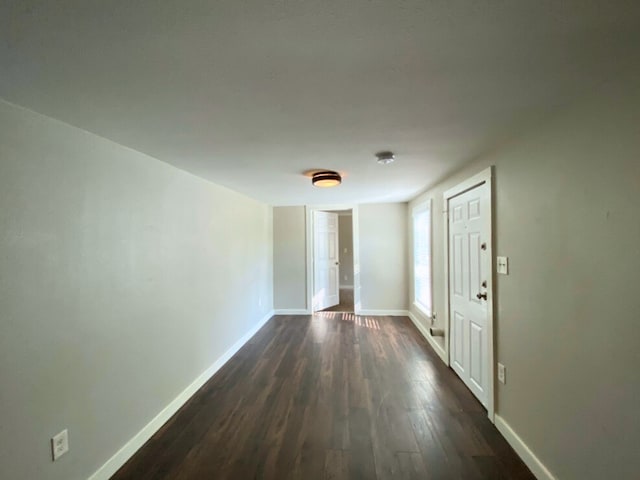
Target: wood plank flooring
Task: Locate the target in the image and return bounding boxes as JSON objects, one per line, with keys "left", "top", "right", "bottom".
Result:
{"left": 112, "top": 314, "right": 534, "bottom": 480}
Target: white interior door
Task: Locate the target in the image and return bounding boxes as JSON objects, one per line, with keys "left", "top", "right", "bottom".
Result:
{"left": 313, "top": 211, "right": 340, "bottom": 311}
{"left": 448, "top": 183, "right": 490, "bottom": 406}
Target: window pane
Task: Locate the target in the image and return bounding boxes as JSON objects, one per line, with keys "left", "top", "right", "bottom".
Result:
{"left": 413, "top": 206, "right": 431, "bottom": 315}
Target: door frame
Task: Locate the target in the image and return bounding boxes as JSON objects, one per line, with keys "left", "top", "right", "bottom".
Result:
{"left": 443, "top": 166, "right": 495, "bottom": 422}
{"left": 305, "top": 205, "right": 360, "bottom": 314}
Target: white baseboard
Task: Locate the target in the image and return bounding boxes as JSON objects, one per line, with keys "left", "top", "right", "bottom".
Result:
{"left": 88, "top": 310, "right": 274, "bottom": 480}
{"left": 275, "top": 309, "right": 407, "bottom": 316}
{"left": 494, "top": 414, "right": 556, "bottom": 480}
{"left": 407, "top": 311, "right": 449, "bottom": 365}
{"left": 357, "top": 309, "right": 410, "bottom": 316}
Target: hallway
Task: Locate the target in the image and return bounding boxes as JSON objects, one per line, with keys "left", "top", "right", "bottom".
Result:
{"left": 320, "top": 288, "right": 355, "bottom": 313}
{"left": 113, "top": 314, "right": 533, "bottom": 479}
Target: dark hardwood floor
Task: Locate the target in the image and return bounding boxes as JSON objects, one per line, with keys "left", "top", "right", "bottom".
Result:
{"left": 112, "top": 314, "right": 534, "bottom": 480}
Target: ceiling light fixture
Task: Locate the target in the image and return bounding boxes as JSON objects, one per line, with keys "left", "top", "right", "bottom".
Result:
{"left": 376, "top": 151, "right": 395, "bottom": 165}
{"left": 312, "top": 170, "right": 342, "bottom": 188}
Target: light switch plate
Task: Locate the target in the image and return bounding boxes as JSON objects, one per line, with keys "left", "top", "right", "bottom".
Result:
{"left": 497, "top": 256, "right": 509, "bottom": 275}
{"left": 498, "top": 363, "right": 506, "bottom": 384}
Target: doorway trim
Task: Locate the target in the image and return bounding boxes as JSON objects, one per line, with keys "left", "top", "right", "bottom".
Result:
{"left": 305, "top": 205, "right": 360, "bottom": 314}
{"left": 443, "top": 166, "right": 495, "bottom": 423}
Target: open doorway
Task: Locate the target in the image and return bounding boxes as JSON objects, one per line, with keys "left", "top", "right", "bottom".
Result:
{"left": 306, "top": 205, "right": 360, "bottom": 315}
{"left": 320, "top": 210, "right": 354, "bottom": 313}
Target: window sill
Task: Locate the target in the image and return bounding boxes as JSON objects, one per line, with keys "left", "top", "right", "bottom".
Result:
{"left": 413, "top": 302, "right": 432, "bottom": 320}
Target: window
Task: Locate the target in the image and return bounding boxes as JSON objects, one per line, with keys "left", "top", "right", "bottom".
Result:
{"left": 413, "top": 200, "right": 432, "bottom": 317}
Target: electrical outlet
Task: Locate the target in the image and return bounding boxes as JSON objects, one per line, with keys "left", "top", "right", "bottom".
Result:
{"left": 51, "top": 429, "right": 69, "bottom": 461}
{"left": 497, "top": 363, "right": 506, "bottom": 384}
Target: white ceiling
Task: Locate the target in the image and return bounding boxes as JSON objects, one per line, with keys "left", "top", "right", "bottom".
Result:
{"left": 1, "top": 1, "right": 639, "bottom": 205}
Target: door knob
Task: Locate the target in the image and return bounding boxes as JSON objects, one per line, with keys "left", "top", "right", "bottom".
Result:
{"left": 476, "top": 292, "right": 487, "bottom": 300}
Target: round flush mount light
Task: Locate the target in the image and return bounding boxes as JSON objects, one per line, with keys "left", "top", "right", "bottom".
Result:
{"left": 312, "top": 170, "right": 342, "bottom": 188}
{"left": 375, "top": 151, "right": 395, "bottom": 165}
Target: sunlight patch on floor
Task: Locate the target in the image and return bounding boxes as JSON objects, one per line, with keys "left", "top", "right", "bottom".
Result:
{"left": 313, "top": 311, "right": 381, "bottom": 330}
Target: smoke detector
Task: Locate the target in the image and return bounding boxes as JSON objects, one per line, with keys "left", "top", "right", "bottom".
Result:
{"left": 375, "top": 151, "right": 395, "bottom": 165}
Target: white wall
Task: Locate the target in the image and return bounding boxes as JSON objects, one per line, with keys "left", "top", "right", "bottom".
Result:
{"left": 0, "top": 100, "right": 273, "bottom": 480}
{"left": 407, "top": 73, "right": 640, "bottom": 480}
{"left": 273, "top": 206, "right": 307, "bottom": 310}
{"left": 358, "top": 203, "right": 408, "bottom": 312}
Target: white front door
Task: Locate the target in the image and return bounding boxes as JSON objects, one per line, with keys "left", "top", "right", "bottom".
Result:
{"left": 313, "top": 211, "right": 340, "bottom": 311}
{"left": 448, "top": 183, "right": 490, "bottom": 406}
